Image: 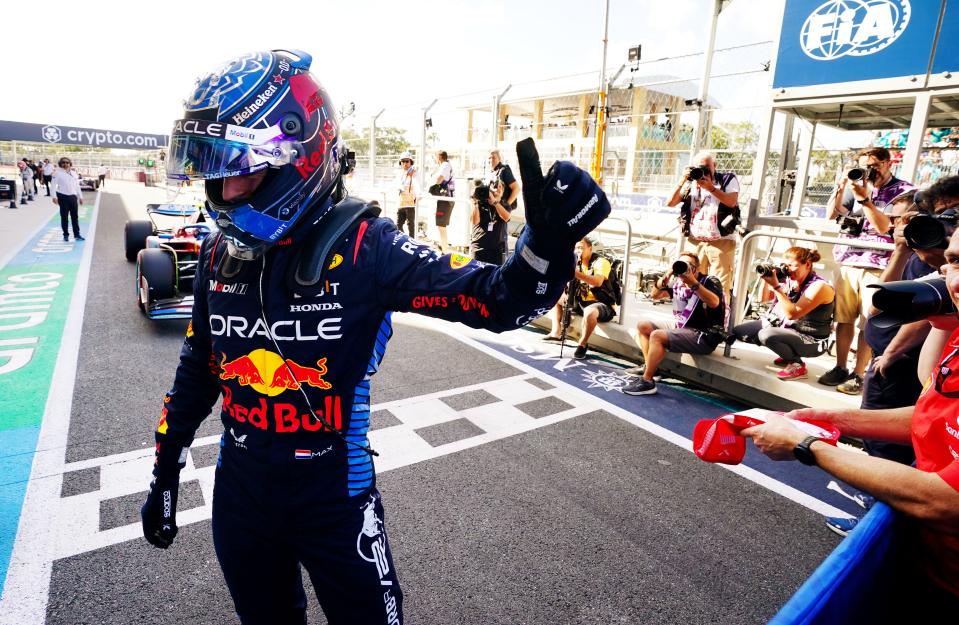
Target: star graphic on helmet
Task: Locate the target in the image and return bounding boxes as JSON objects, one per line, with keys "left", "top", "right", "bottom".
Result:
{"left": 273, "top": 73, "right": 285, "bottom": 85}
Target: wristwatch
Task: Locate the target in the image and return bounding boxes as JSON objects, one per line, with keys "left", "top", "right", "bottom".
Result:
{"left": 793, "top": 436, "right": 820, "bottom": 466}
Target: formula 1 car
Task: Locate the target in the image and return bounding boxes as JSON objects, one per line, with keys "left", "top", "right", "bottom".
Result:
{"left": 78, "top": 173, "right": 100, "bottom": 191}
{"left": 124, "top": 203, "right": 215, "bottom": 320}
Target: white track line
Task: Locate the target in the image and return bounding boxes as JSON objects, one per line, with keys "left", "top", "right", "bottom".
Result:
{"left": 0, "top": 192, "right": 100, "bottom": 625}
{"left": 399, "top": 314, "right": 851, "bottom": 520}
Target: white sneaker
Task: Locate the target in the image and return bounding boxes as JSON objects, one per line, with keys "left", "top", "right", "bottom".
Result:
{"left": 622, "top": 364, "right": 660, "bottom": 381}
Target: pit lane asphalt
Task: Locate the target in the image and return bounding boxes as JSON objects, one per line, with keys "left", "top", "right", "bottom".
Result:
{"left": 45, "top": 191, "right": 839, "bottom": 624}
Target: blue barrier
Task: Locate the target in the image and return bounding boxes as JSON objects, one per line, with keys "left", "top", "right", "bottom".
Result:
{"left": 771, "top": 503, "right": 899, "bottom": 625}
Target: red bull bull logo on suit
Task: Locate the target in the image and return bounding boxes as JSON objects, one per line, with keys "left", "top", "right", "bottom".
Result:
{"left": 218, "top": 349, "right": 331, "bottom": 396}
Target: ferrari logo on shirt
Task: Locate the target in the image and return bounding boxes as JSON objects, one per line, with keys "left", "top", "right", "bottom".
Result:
{"left": 449, "top": 254, "right": 471, "bottom": 270}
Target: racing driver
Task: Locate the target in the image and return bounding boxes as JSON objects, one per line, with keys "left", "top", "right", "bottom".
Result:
{"left": 140, "top": 49, "right": 610, "bottom": 625}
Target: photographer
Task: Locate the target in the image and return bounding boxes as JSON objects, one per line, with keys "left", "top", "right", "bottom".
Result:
{"left": 739, "top": 225, "right": 959, "bottom": 613}
{"left": 667, "top": 151, "right": 740, "bottom": 294}
{"left": 544, "top": 237, "right": 617, "bottom": 359}
{"left": 823, "top": 190, "right": 943, "bottom": 536}
{"left": 470, "top": 179, "right": 510, "bottom": 264}
{"left": 822, "top": 147, "right": 915, "bottom": 394}
{"left": 733, "top": 247, "right": 835, "bottom": 381}
{"left": 622, "top": 253, "right": 724, "bottom": 396}
{"left": 430, "top": 150, "right": 455, "bottom": 253}
{"left": 395, "top": 152, "right": 419, "bottom": 237}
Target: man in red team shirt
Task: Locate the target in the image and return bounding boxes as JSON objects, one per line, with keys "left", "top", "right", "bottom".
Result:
{"left": 741, "top": 228, "right": 959, "bottom": 611}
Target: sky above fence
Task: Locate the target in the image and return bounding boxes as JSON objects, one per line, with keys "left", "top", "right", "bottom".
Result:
{"left": 0, "top": 0, "right": 783, "bottom": 135}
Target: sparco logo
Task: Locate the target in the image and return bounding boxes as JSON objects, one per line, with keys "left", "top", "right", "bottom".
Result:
{"left": 289, "top": 303, "right": 343, "bottom": 312}
{"left": 800, "top": 0, "right": 910, "bottom": 61}
{"left": 232, "top": 83, "right": 279, "bottom": 124}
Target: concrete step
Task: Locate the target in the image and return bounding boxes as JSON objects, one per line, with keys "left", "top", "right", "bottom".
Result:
{"left": 532, "top": 297, "right": 862, "bottom": 411}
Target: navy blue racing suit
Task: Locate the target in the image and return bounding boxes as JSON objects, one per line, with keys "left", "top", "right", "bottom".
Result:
{"left": 156, "top": 208, "right": 572, "bottom": 625}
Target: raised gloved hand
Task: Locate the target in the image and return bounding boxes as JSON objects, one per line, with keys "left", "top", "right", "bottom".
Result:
{"left": 140, "top": 439, "right": 187, "bottom": 549}
{"left": 516, "top": 138, "right": 611, "bottom": 255}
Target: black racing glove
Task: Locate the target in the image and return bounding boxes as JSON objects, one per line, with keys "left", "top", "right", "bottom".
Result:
{"left": 516, "top": 138, "right": 611, "bottom": 257}
{"left": 140, "top": 438, "right": 187, "bottom": 549}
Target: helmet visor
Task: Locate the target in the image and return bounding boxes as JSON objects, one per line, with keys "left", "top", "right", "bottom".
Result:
{"left": 165, "top": 119, "right": 295, "bottom": 181}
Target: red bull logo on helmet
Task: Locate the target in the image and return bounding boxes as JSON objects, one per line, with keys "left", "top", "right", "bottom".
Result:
{"left": 219, "top": 349, "right": 331, "bottom": 396}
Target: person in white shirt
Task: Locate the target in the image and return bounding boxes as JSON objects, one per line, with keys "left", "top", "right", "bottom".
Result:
{"left": 52, "top": 157, "right": 85, "bottom": 242}
{"left": 429, "top": 150, "right": 455, "bottom": 252}
{"left": 395, "top": 152, "right": 419, "bottom": 237}
{"left": 42, "top": 159, "right": 54, "bottom": 196}
{"left": 97, "top": 164, "right": 108, "bottom": 188}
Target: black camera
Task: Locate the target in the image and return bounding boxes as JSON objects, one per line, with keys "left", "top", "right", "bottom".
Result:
{"left": 869, "top": 276, "right": 956, "bottom": 328}
{"left": 706, "top": 327, "right": 737, "bottom": 346}
{"left": 837, "top": 212, "right": 866, "bottom": 236}
{"left": 904, "top": 209, "right": 958, "bottom": 250}
{"left": 755, "top": 263, "right": 788, "bottom": 281}
{"left": 687, "top": 166, "right": 706, "bottom": 181}
{"left": 471, "top": 180, "right": 491, "bottom": 204}
{"left": 672, "top": 260, "right": 689, "bottom": 275}
{"left": 847, "top": 166, "right": 877, "bottom": 183}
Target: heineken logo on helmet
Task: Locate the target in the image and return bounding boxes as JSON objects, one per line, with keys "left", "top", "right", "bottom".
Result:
{"left": 232, "top": 83, "right": 280, "bottom": 124}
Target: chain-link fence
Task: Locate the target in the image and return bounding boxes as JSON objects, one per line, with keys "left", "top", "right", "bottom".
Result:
{"left": 339, "top": 41, "right": 779, "bottom": 265}
{"left": 0, "top": 141, "right": 165, "bottom": 182}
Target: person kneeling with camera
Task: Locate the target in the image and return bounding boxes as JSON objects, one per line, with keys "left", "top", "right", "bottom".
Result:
{"left": 733, "top": 247, "right": 835, "bottom": 381}
{"left": 622, "top": 253, "right": 724, "bottom": 396}
{"left": 544, "top": 237, "right": 617, "bottom": 359}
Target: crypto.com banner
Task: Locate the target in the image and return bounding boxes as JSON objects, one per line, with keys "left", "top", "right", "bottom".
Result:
{"left": 0, "top": 120, "right": 168, "bottom": 150}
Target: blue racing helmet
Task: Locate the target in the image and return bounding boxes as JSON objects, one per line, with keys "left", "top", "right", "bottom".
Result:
{"left": 167, "top": 49, "right": 342, "bottom": 259}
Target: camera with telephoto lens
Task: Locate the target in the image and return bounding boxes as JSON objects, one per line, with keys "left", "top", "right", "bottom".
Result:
{"left": 904, "top": 209, "right": 958, "bottom": 250}
{"left": 837, "top": 211, "right": 866, "bottom": 236}
{"left": 869, "top": 274, "right": 956, "bottom": 328}
{"left": 672, "top": 260, "right": 690, "bottom": 275}
{"left": 687, "top": 166, "right": 706, "bottom": 181}
{"left": 471, "top": 180, "right": 491, "bottom": 204}
{"left": 755, "top": 263, "right": 788, "bottom": 281}
{"left": 847, "top": 166, "right": 877, "bottom": 183}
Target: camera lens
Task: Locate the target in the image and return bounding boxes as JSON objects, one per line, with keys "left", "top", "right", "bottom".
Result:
{"left": 672, "top": 260, "right": 688, "bottom": 275}
{"left": 755, "top": 263, "right": 771, "bottom": 277}
{"left": 688, "top": 167, "right": 705, "bottom": 181}
{"left": 904, "top": 215, "right": 949, "bottom": 250}
{"left": 871, "top": 277, "right": 956, "bottom": 328}
{"left": 847, "top": 168, "right": 865, "bottom": 181}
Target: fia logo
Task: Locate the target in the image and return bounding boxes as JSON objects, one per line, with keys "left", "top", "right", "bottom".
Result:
{"left": 800, "top": 0, "right": 911, "bottom": 61}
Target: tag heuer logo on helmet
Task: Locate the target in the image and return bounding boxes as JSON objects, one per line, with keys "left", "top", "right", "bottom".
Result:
{"left": 232, "top": 83, "right": 280, "bottom": 124}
